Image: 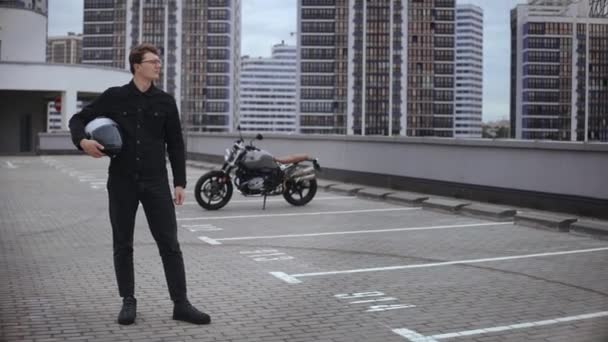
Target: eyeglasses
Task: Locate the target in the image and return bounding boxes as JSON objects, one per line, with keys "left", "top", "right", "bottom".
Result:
{"left": 140, "top": 59, "right": 162, "bottom": 66}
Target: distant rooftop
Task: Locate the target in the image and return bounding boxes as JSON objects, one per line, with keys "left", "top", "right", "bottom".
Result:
{"left": 527, "top": 0, "right": 575, "bottom": 6}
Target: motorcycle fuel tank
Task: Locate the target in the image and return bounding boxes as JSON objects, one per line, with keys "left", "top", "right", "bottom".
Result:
{"left": 241, "top": 150, "right": 277, "bottom": 170}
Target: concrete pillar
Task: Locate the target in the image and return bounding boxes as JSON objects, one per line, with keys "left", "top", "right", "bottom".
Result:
{"left": 61, "top": 89, "right": 78, "bottom": 131}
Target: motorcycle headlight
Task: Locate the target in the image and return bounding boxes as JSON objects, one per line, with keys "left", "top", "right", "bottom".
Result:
{"left": 224, "top": 148, "right": 232, "bottom": 162}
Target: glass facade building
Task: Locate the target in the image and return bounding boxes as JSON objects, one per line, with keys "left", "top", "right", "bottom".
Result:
{"left": 406, "top": 0, "right": 456, "bottom": 137}
{"left": 298, "top": 0, "right": 461, "bottom": 137}
{"left": 82, "top": 0, "right": 127, "bottom": 69}
{"left": 182, "top": 0, "right": 240, "bottom": 132}
{"left": 454, "top": 4, "right": 483, "bottom": 138}
{"left": 511, "top": 0, "right": 608, "bottom": 141}
{"left": 82, "top": 0, "right": 240, "bottom": 132}
{"left": 240, "top": 43, "right": 297, "bottom": 133}
{"left": 298, "top": 0, "right": 349, "bottom": 134}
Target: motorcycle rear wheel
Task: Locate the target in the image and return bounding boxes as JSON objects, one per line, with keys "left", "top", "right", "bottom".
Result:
{"left": 283, "top": 178, "right": 317, "bottom": 206}
{"left": 194, "top": 171, "right": 233, "bottom": 210}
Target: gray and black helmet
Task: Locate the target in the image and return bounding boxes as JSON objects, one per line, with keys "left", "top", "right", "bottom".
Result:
{"left": 84, "top": 117, "right": 123, "bottom": 157}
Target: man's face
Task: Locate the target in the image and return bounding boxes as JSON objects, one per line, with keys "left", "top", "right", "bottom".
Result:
{"left": 136, "top": 52, "right": 161, "bottom": 81}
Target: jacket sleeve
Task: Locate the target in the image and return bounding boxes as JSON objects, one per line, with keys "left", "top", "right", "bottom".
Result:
{"left": 68, "top": 89, "right": 111, "bottom": 150}
{"left": 165, "top": 97, "right": 187, "bottom": 188}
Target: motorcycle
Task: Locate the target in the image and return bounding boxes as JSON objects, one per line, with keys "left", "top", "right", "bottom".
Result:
{"left": 194, "top": 131, "right": 321, "bottom": 210}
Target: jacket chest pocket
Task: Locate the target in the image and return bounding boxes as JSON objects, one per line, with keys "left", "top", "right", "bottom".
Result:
{"left": 105, "top": 110, "right": 133, "bottom": 130}
{"left": 146, "top": 111, "right": 167, "bottom": 138}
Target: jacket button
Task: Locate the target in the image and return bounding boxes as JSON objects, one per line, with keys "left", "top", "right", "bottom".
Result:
{"left": 122, "top": 112, "right": 127, "bottom": 116}
{"left": 137, "top": 140, "right": 140, "bottom": 144}
{"left": 154, "top": 112, "right": 159, "bottom": 117}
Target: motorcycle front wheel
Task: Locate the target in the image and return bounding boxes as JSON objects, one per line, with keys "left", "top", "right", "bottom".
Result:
{"left": 194, "top": 171, "right": 233, "bottom": 210}
{"left": 283, "top": 178, "right": 317, "bottom": 206}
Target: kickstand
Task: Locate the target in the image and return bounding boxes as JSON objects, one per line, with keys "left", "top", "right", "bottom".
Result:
{"left": 262, "top": 193, "right": 267, "bottom": 210}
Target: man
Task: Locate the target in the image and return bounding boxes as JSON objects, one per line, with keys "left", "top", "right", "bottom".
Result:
{"left": 69, "top": 43, "right": 210, "bottom": 326}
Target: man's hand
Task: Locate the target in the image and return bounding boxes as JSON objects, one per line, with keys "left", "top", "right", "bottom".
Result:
{"left": 174, "top": 186, "right": 185, "bottom": 206}
{"left": 79, "top": 139, "right": 105, "bottom": 158}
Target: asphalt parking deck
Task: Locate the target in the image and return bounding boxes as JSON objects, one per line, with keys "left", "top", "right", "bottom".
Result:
{"left": 1, "top": 155, "right": 607, "bottom": 342}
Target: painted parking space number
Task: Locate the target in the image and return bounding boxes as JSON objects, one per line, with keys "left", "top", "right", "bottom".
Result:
{"left": 240, "top": 249, "right": 294, "bottom": 262}
{"left": 335, "top": 291, "right": 415, "bottom": 312}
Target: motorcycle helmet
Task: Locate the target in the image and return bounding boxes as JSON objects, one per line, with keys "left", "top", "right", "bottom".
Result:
{"left": 84, "top": 117, "right": 123, "bottom": 157}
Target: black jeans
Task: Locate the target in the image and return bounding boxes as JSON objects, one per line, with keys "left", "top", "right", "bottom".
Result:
{"left": 107, "top": 175, "right": 187, "bottom": 302}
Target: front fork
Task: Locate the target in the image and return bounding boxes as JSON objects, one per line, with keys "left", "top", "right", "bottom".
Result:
{"left": 216, "top": 166, "right": 232, "bottom": 189}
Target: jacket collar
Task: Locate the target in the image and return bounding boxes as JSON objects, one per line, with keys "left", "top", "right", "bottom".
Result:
{"left": 127, "top": 79, "right": 161, "bottom": 97}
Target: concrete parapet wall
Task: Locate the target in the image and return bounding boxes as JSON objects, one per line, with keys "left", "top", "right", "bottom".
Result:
{"left": 38, "top": 132, "right": 608, "bottom": 217}
{"left": 186, "top": 133, "right": 608, "bottom": 200}
{"left": 186, "top": 133, "right": 608, "bottom": 218}
{"left": 37, "top": 132, "right": 80, "bottom": 154}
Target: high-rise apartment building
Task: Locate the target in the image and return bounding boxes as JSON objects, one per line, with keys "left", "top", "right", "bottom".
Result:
{"left": 297, "top": 0, "right": 459, "bottom": 137}
{"left": 183, "top": 0, "right": 241, "bottom": 132}
{"left": 82, "top": 0, "right": 181, "bottom": 94}
{"left": 82, "top": 0, "right": 240, "bottom": 132}
{"left": 239, "top": 42, "right": 297, "bottom": 133}
{"left": 454, "top": 4, "right": 483, "bottom": 138}
{"left": 348, "top": 0, "right": 405, "bottom": 136}
{"left": 406, "top": 0, "right": 456, "bottom": 137}
{"left": 47, "top": 33, "right": 82, "bottom": 64}
{"left": 81, "top": 1, "right": 127, "bottom": 69}
{"left": 511, "top": 0, "right": 608, "bottom": 141}
{"left": 297, "top": 0, "right": 349, "bottom": 135}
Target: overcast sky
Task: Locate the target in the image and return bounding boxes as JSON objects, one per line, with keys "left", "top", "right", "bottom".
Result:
{"left": 48, "top": 0, "right": 526, "bottom": 123}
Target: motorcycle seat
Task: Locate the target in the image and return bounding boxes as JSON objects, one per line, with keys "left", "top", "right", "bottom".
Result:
{"left": 274, "top": 154, "right": 310, "bottom": 164}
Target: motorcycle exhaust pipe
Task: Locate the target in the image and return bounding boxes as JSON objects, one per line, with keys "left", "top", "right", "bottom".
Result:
{"left": 294, "top": 174, "right": 316, "bottom": 183}
{"left": 290, "top": 166, "right": 315, "bottom": 178}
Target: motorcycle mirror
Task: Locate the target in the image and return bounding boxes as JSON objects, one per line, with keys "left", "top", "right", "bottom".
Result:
{"left": 256, "top": 133, "right": 263, "bottom": 140}
{"left": 237, "top": 124, "right": 244, "bottom": 142}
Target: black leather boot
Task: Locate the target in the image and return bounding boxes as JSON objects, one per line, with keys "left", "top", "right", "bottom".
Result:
{"left": 117, "top": 296, "right": 137, "bottom": 325}
{"left": 173, "top": 300, "right": 210, "bottom": 325}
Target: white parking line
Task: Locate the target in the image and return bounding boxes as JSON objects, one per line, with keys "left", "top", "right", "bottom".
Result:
{"left": 177, "top": 207, "right": 420, "bottom": 221}
{"left": 182, "top": 196, "right": 354, "bottom": 205}
{"left": 5, "top": 161, "right": 17, "bottom": 169}
{"left": 198, "top": 236, "right": 222, "bottom": 245}
{"left": 393, "top": 311, "right": 608, "bottom": 341}
{"left": 392, "top": 329, "right": 435, "bottom": 342}
{"left": 270, "top": 246, "right": 608, "bottom": 284}
{"left": 89, "top": 181, "right": 107, "bottom": 185}
{"left": 182, "top": 224, "right": 223, "bottom": 232}
{"left": 197, "top": 222, "right": 512, "bottom": 245}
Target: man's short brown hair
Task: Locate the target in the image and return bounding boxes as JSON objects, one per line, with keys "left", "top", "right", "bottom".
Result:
{"left": 128, "top": 43, "right": 159, "bottom": 74}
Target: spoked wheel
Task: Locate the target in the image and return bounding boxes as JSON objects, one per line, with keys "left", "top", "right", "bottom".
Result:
{"left": 194, "top": 171, "right": 233, "bottom": 210}
{"left": 283, "top": 178, "right": 317, "bottom": 206}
